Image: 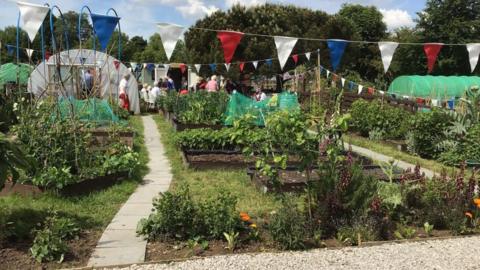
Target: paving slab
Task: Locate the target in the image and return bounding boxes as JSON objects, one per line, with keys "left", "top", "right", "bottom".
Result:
{"left": 88, "top": 115, "right": 172, "bottom": 267}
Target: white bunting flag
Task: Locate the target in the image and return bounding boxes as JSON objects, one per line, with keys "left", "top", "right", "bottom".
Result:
{"left": 163, "top": 64, "right": 170, "bottom": 73}
{"left": 358, "top": 85, "right": 364, "bottom": 94}
{"left": 17, "top": 1, "right": 50, "bottom": 42}
{"left": 225, "top": 63, "right": 230, "bottom": 71}
{"left": 274, "top": 36, "right": 298, "bottom": 69}
{"left": 341, "top": 78, "right": 346, "bottom": 88}
{"left": 326, "top": 70, "right": 330, "bottom": 78}
{"left": 194, "top": 64, "right": 201, "bottom": 73}
{"left": 25, "top": 48, "right": 34, "bottom": 59}
{"left": 253, "top": 61, "right": 258, "bottom": 69}
{"left": 143, "top": 63, "right": 147, "bottom": 68}
{"left": 130, "top": 62, "right": 137, "bottom": 69}
{"left": 378, "top": 41, "right": 399, "bottom": 73}
{"left": 305, "top": 52, "right": 311, "bottom": 61}
{"left": 157, "top": 23, "right": 185, "bottom": 61}
{"left": 467, "top": 43, "right": 480, "bottom": 72}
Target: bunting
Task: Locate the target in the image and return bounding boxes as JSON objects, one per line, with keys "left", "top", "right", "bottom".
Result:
{"left": 305, "top": 52, "right": 311, "bottom": 61}
{"left": 341, "top": 78, "right": 346, "bottom": 88}
{"left": 157, "top": 23, "right": 184, "bottom": 61}
{"left": 194, "top": 64, "right": 201, "bottom": 73}
{"left": 209, "top": 63, "right": 216, "bottom": 72}
{"left": 378, "top": 41, "right": 398, "bottom": 73}
{"left": 265, "top": 59, "right": 273, "bottom": 67}
{"left": 6, "top": 45, "right": 14, "bottom": 56}
{"left": 17, "top": 1, "right": 50, "bottom": 42}
{"left": 90, "top": 13, "right": 121, "bottom": 51}
{"left": 224, "top": 63, "right": 230, "bottom": 72}
{"left": 217, "top": 31, "right": 244, "bottom": 64}
{"left": 358, "top": 85, "right": 364, "bottom": 94}
{"left": 164, "top": 64, "right": 170, "bottom": 74}
{"left": 424, "top": 43, "right": 443, "bottom": 73}
{"left": 253, "top": 61, "right": 258, "bottom": 70}
{"left": 292, "top": 54, "right": 299, "bottom": 64}
{"left": 239, "top": 62, "right": 245, "bottom": 72}
{"left": 274, "top": 36, "right": 298, "bottom": 70}
{"left": 467, "top": 43, "right": 480, "bottom": 72}
{"left": 327, "top": 39, "right": 348, "bottom": 71}
{"left": 25, "top": 48, "right": 34, "bottom": 59}
{"left": 130, "top": 62, "right": 137, "bottom": 69}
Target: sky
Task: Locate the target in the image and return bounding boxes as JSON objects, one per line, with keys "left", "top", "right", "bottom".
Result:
{"left": 1, "top": 0, "right": 426, "bottom": 39}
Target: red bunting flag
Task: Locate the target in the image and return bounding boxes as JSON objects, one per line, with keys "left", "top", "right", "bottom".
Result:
{"left": 179, "top": 63, "right": 187, "bottom": 74}
{"left": 45, "top": 51, "right": 51, "bottom": 61}
{"left": 217, "top": 31, "right": 244, "bottom": 64}
{"left": 113, "top": 60, "right": 120, "bottom": 70}
{"left": 424, "top": 43, "right": 443, "bottom": 73}
{"left": 292, "top": 54, "right": 298, "bottom": 64}
{"left": 239, "top": 62, "right": 245, "bottom": 72}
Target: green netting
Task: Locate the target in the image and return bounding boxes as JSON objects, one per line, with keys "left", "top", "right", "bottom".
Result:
{"left": 56, "top": 97, "right": 121, "bottom": 124}
{"left": 388, "top": 75, "right": 480, "bottom": 99}
{"left": 224, "top": 91, "right": 300, "bottom": 126}
{"left": 0, "top": 63, "right": 33, "bottom": 87}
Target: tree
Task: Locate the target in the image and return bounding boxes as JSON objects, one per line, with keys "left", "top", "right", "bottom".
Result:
{"left": 416, "top": 0, "right": 480, "bottom": 75}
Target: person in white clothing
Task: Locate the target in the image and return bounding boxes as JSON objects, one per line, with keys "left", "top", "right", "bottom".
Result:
{"left": 254, "top": 87, "right": 267, "bottom": 101}
{"left": 150, "top": 81, "right": 161, "bottom": 102}
{"left": 140, "top": 83, "right": 149, "bottom": 101}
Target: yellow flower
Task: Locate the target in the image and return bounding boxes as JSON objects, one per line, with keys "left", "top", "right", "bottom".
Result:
{"left": 466, "top": 212, "right": 473, "bottom": 219}
{"left": 249, "top": 223, "right": 257, "bottom": 229}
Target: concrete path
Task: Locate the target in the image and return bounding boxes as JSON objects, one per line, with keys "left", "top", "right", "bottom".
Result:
{"left": 345, "top": 142, "right": 436, "bottom": 178}
{"left": 88, "top": 115, "right": 172, "bottom": 267}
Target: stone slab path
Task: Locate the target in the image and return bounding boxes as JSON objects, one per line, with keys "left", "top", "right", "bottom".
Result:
{"left": 345, "top": 142, "right": 437, "bottom": 179}
{"left": 88, "top": 115, "right": 172, "bottom": 268}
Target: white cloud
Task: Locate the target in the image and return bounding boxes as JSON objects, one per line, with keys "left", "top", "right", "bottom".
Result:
{"left": 225, "top": 0, "right": 266, "bottom": 7}
{"left": 176, "top": 0, "right": 219, "bottom": 18}
{"left": 380, "top": 8, "right": 416, "bottom": 31}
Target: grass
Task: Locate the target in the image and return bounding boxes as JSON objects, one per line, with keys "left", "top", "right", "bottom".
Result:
{"left": 0, "top": 115, "right": 149, "bottom": 239}
{"left": 344, "top": 133, "right": 456, "bottom": 174}
{"left": 152, "top": 114, "right": 281, "bottom": 217}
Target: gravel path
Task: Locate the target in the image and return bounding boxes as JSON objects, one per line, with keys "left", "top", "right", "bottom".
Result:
{"left": 107, "top": 236, "right": 480, "bottom": 270}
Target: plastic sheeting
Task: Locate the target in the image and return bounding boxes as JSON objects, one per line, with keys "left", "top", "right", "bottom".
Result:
{"left": 0, "top": 63, "right": 33, "bottom": 87}
{"left": 28, "top": 49, "right": 140, "bottom": 114}
{"left": 388, "top": 75, "right": 480, "bottom": 99}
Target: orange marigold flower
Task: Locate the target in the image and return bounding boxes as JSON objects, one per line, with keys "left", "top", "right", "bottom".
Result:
{"left": 466, "top": 212, "right": 473, "bottom": 219}
{"left": 474, "top": 198, "right": 480, "bottom": 207}
{"left": 240, "top": 212, "right": 251, "bottom": 222}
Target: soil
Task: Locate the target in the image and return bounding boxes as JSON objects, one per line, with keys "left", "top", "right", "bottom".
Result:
{"left": 145, "top": 229, "right": 458, "bottom": 263}
{"left": 0, "top": 230, "right": 100, "bottom": 270}
{"left": 184, "top": 152, "right": 302, "bottom": 169}
{"left": 146, "top": 240, "right": 276, "bottom": 262}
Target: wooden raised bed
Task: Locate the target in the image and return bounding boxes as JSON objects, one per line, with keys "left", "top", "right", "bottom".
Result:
{"left": 171, "top": 117, "right": 225, "bottom": 132}
{"left": 0, "top": 171, "right": 129, "bottom": 197}
{"left": 90, "top": 129, "right": 135, "bottom": 148}
{"left": 247, "top": 164, "right": 405, "bottom": 193}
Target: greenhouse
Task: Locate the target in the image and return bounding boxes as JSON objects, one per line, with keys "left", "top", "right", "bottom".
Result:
{"left": 388, "top": 75, "right": 480, "bottom": 99}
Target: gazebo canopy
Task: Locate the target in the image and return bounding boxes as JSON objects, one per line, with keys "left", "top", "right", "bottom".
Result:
{"left": 388, "top": 75, "right": 480, "bottom": 99}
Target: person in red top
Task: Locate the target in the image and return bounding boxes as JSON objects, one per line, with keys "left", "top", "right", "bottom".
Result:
{"left": 119, "top": 73, "right": 130, "bottom": 110}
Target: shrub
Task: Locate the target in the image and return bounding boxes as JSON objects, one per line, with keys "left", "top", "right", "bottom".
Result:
{"left": 30, "top": 213, "right": 79, "bottom": 263}
{"left": 407, "top": 109, "right": 453, "bottom": 158}
{"left": 268, "top": 200, "right": 307, "bottom": 250}
{"left": 336, "top": 222, "right": 377, "bottom": 246}
{"left": 200, "top": 190, "right": 241, "bottom": 239}
{"left": 174, "top": 128, "right": 238, "bottom": 150}
{"left": 137, "top": 185, "right": 200, "bottom": 240}
{"left": 349, "top": 99, "right": 412, "bottom": 140}
{"left": 137, "top": 185, "right": 242, "bottom": 241}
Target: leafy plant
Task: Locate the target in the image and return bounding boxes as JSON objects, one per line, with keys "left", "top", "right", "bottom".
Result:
{"left": 31, "top": 166, "right": 75, "bottom": 190}
{"left": 394, "top": 223, "right": 416, "bottom": 240}
{"left": 268, "top": 201, "right": 307, "bottom": 250}
{"left": 336, "top": 223, "right": 376, "bottom": 246}
{"left": 200, "top": 190, "right": 241, "bottom": 239}
{"left": 423, "top": 222, "right": 434, "bottom": 236}
{"left": 223, "top": 231, "right": 239, "bottom": 252}
{"left": 30, "top": 213, "right": 79, "bottom": 263}
{"left": 0, "top": 132, "right": 33, "bottom": 188}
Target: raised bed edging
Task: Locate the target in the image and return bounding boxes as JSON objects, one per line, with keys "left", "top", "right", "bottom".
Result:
{"left": 0, "top": 171, "right": 129, "bottom": 197}
{"left": 90, "top": 130, "right": 135, "bottom": 148}
{"left": 171, "top": 116, "right": 225, "bottom": 132}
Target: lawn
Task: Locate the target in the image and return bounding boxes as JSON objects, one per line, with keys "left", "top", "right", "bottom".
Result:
{"left": 0, "top": 115, "right": 149, "bottom": 268}
{"left": 152, "top": 115, "right": 281, "bottom": 217}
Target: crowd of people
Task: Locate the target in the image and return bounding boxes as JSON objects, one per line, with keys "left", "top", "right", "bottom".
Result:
{"left": 137, "top": 74, "right": 268, "bottom": 110}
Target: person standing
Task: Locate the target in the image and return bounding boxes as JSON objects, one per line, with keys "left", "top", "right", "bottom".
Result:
{"left": 254, "top": 87, "right": 267, "bottom": 101}
{"left": 119, "top": 73, "right": 130, "bottom": 111}
{"left": 140, "top": 83, "right": 149, "bottom": 101}
{"left": 167, "top": 75, "right": 175, "bottom": 91}
{"left": 83, "top": 69, "right": 93, "bottom": 97}
{"left": 206, "top": 75, "right": 218, "bottom": 92}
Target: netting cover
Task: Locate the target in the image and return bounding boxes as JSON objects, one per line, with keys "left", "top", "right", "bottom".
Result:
{"left": 224, "top": 91, "right": 300, "bottom": 126}
{"left": 388, "top": 75, "right": 480, "bottom": 99}
{"left": 0, "top": 63, "right": 33, "bottom": 87}
{"left": 56, "top": 97, "right": 120, "bottom": 124}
